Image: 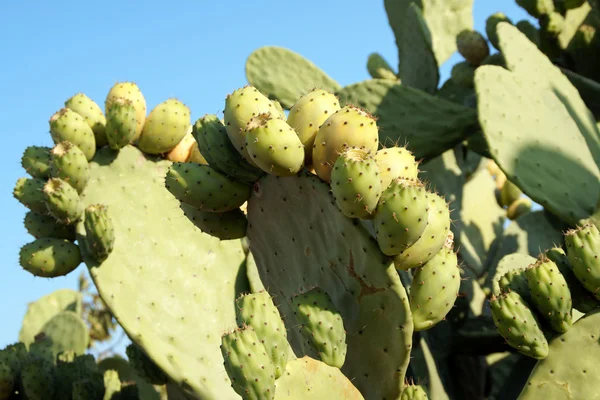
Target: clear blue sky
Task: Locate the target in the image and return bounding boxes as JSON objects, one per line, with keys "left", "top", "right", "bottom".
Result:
{"left": 0, "top": 1, "right": 532, "bottom": 351}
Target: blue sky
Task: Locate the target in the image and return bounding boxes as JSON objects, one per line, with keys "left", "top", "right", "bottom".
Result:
{"left": 0, "top": 1, "right": 533, "bottom": 352}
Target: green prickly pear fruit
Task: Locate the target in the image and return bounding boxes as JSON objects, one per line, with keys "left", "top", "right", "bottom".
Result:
{"left": 103, "top": 370, "right": 121, "bottom": 400}
{"left": 565, "top": 224, "right": 600, "bottom": 300}
{"left": 330, "top": 148, "right": 381, "bottom": 219}
{"left": 20, "top": 358, "right": 55, "bottom": 400}
{"left": 481, "top": 52, "right": 507, "bottom": 67}
{"left": 65, "top": 93, "right": 108, "bottom": 148}
{"left": 13, "top": 178, "right": 48, "bottom": 214}
{"left": 393, "top": 192, "right": 451, "bottom": 270}
{"left": 193, "top": 114, "right": 264, "bottom": 185}
{"left": 507, "top": 197, "right": 532, "bottom": 220}
{"left": 105, "top": 82, "right": 147, "bottom": 141}
{"left": 0, "top": 343, "right": 27, "bottom": 375}
{"left": 545, "top": 247, "right": 600, "bottom": 313}
{"left": 374, "top": 179, "right": 429, "bottom": 256}
{"left": 0, "top": 362, "right": 14, "bottom": 400}
{"left": 24, "top": 211, "right": 76, "bottom": 241}
{"left": 223, "top": 85, "right": 283, "bottom": 167}
{"left": 400, "top": 384, "right": 429, "bottom": 400}
{"left": 409, "top": 242, "right": 461, "bottom": 331}
{"left": 271, "top": 99, "right": 286, "bottom": 119}
{"left": 375, "top": 146, "right": 419, "bottom": 190}
{"left": 516, "top": 20, "right": 541, "bottom": 47}
{"left": 456, "top": 30, "right": 490, "bottom": 66}
{"left": 165, "top": 162, "right": 251, "bottom": 212}
{"left": 105, "top": 97, "right": 138, "bottom": 150}
{"left": 287, "top": 89, "right": 341, "bottom": 165}
{"left": 42, "top": 178, "right": 84, "bottom": 225}
{"left": 498, "top": 268, "right": 533, "bottom": 304}
{"left": 366, "top": 52, "right": 398, "bottom": 80}
{"left": 220, "top": 326, "right": 276, "bottom": 400}
{"left": 21, "top": 146, "right": 52, "bottom": 179}
{"left": 291, "top": 288, "right": 347, "bottom": 369}
{"left": 138, "top": 98, "right": 191, "bottom": 155}
{"left": 450, "top": 61, "right": 476, "bottom": 88}
{"left": 245, "top": 113, "right": 305, "bottom": 177}
{"left": 516, "top": 0, "right": 554, "bottom": 18}
{"left": 49, "top": 141, "right": 90, "bottom": 194}
{"left": 188, "top": 141, "right": 209, "bottom": 164}
{"left": 49, "top": 108, "right": 96, "bottom": 161}
{"left": 125, "top": 344, "right": 168, "bottom": 385}
{"left": 83, "top": 204, "right": 115, "bottom": 262}
{"left": 525, "top": 257, "right": 573, "bottom": 333}
{"left": 490, "top": 291, "right": 549, "bottom": 359}
{"left": 235, "top": 291, "right": 289, "bottom": 378}
{"left": 312, "top": 105, "right": 379, "bottom": 183}
{"left": 72, "top": 378, "right": 106, "bottom": 400}
{"left": 182, "top": 204, "right": 247, "bottom": 240}
{"left": 486, "top": 12, "right": 513, "bottom": 50}
{"left": 19, "top": 237, "right": 81, "bottom": 277}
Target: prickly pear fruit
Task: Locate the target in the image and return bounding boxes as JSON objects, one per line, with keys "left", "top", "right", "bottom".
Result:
{"left": 138, "top": 99, "right": 191, "bottom": 155}
{"left": 409, "top": 243, "right": 461, "bottom": 331}
{"left": 224, "top": 85, "right": 283, "bottom": 166}
{"left": 0, "top": 343, "right": 27, "bottom": 374}
{"left": 291, "top": 288, "right": 347, "bottom": 369}
{"left": 42, "top": 178, "right": 84, "bottom": 225}
{"left": 516, "top": 20, "right": 541, "bottom": 47}
{"left": 507, "top": 197, "right": 532, "bottom": 220}
{"left": 330, "top": 148, "right": 381, "bottom": 219}
{"left": 13, "top": 178, "right": 48, "bottom": 214}
{"left": 125, "top": 344, "right": 168, "bottom": 385}
{"left": 49, "top": 141, "right": 90, "bottom": 194}
{"left": 486, "top": 12, "right": 513, "bottom": 50}
{"left": 165, "top": 163, "right": 251, "bottom": 212}
{"left": 181, "top": 204, "right": 248, "bottom": 240}
{"left": 105, "top": 82, "right": 146, "bottom": 141}
{"left": 516, "top": 0, "right": 554, "bottom": 18}
{"left": 374, "top": 179, "right": 429, "bottom": 256}
{"left": 49, "top": 108, "right": 96, "bottom": 161}
{"left": 312, "top": 105, "right": 379, "bottom": 183}
{"left": 235, "top": 291, "right": 289, "bottom": 378}
{"left": 525, "top": 257, "right": 573, "bottom": 333}
{"left": 105, "top": 97, "right": 138, "bottom": 150}
{"left": 72, "top": 378, "right": 105, "bottom": 400}
{"left": 19, "top": 237, "right": 81, "bottom": 278}
{"left": 188, "top": 141, "right": 208, "bottom": 165}
{"left": 245, "top": 113, "right": 305, "bottom": 176}
{"left": 65, "top": 93, "right": 108, "bottom": 148}
{"left": 456, "top": 30, "right": 490, "bottom": 66}
{"left": 490, "top": 291, "right": 549, "bottom": 359}
{"left": 20, "top": 358, "right": 55, "bottom": 400}
{"left": 545, "top": 247, "right": 600, "bottom": 313}
{"left": 271, "top": 99, "right": 286, "bottom": 119}
{"left": 375, "top": 147, "right": 419, "bottom": 190}
{"left": 24, "top": 211, "right": 76, "bottom": 241}
{"left": 498, "top": 268, "right": 533, "bottom": 304}
{"left": 166, "top": 128, "right": 197, "bottom": 162}
{"left": 400, "top": 384, "right": 429, "bottom": 400}
{"left": 565, "top": 224, "right": 600, "bottom": 300}
{"left": 21, "top": 146, "right": 51, "bottom": 179}
{"left": 366, "top": 52, "right": 398, "bottom": 80}
{"left": 287, "top": 89, "right": 341, "bottom": 164}
{"left": 393, "top": 192, "right": 451, "bottom": 270}
{"left": 450, "top": 61, "right": 476, "bottom": 88}
{"left": 0, "top": 362, "right": 14, "bottom": 400}
{"left": 499, "top": 180, "right": 522, "bottom": 208}
{"left": 220, "top": 326, "right": 276, "bottom": 400}
{"left": 193, "top": 114, "right": 264, "bottom": 184}
{"left": 83, "top": 204, "right": 115, "bottom": 262}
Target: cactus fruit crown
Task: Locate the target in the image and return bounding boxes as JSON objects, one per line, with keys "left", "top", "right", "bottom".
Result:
{"left": 246, "top": 112, "right": 274, "bottom": 130}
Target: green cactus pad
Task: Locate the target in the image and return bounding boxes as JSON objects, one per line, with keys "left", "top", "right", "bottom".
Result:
{"left": 400, "top": 384, "right": 429, "bottom": 400}
{"left": 366, "top": 53, "right": 397, "bottom": 81}
{"left": 490, "top": 291, "right": 549, "bottom": 359}
{"left": 65, "top": 93, "right": 108, "bottom": 148}
{"left": 286, "top": 89, "right": 341, "bottom": 165}
{"left": 235, "top": 291, "right": 289, "bottom": 379}
{"left": 312, "top": 106, "right": 379, "bottom": 183}
{"left": 126, "top": 344, "right": 168, "bottom": 386}
{"left": 13, "top": 178, "right": 48, "bottom": 214}
{"left": 74, "top": 145, "right": 248, "bottom": 399}
{"left": 43, "top": 178, "right": 84, "bottom": 225}
{"left": 138, "top": 99, "right": 190, "bottom": 155}
{"left": 220, "top": 326, "right": 276, "bottom": 400}
{"left": 49, "top": 141, "right": 90, "bottom": 194}
{"left": 374, "top": 147, "right": 418, "bottom": 190}
{"left": 20, "top": 358, "right": 55, "bottom": 400}
{"left": 39, "top": 310, "right": 89, "bottom": 357}
{"left": 49, "top": 108, "right": 96, "bottom": 161}
{"left": 181, "top": 204, "right": 247, "bottom": 240}
{"left": 165, "top": 162, "right": 251, "bottom": 212}
{"left": 21, "top": 146, "right": 52, "bottom": 179}
{"left": 0, "top": 343, "right": 27, "bottom": 377}
{"left": 517, "top": 308, "right": 600, "bottom": 399}
{"left": 193, "top": 114, "right": 264, "bottom": 185}
{"left": 19, "top": 237, "right": 81, "bottom": 278}
{"left": 457, "top": 29, "right": 489, "bottom": 66}
{"left": 336, "top": 79, "right": 478, "bottom": 161}
{"left": 291, "top": 288, "right": 347, "bottom": 369}
{"left": 409, "top": 243, "right": 461, "bottom": 331}
{"left": 18, "top": 288, "right": 82, "bottom": 347}
{"left": 83, "top": 204, "right": 115, "bottom": 262}
{"left": 105, "top": 97, "right": 138, "bottom": 150}
{"left": 565, "top": 224, "right": 600, "bottom": 299}
{"left": 246, "top": 172, "right": 413, "bottom": 400}
{"left": 273, "top": 356, "right": 365, "bottom": 399}
{"left": 245, "top": 46, "right": 341, "bottom": 109}
{"left": 24, "top": 211, "right": 76, "bottom": 241}
{"left": 105, "top": 82, "right": 147, "bottom": 141}
{"left": 0, "top": 362, "right": 14, "bottom": 400}
{"left": 245, "top": 113, "right": 305, "bottom": 176}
